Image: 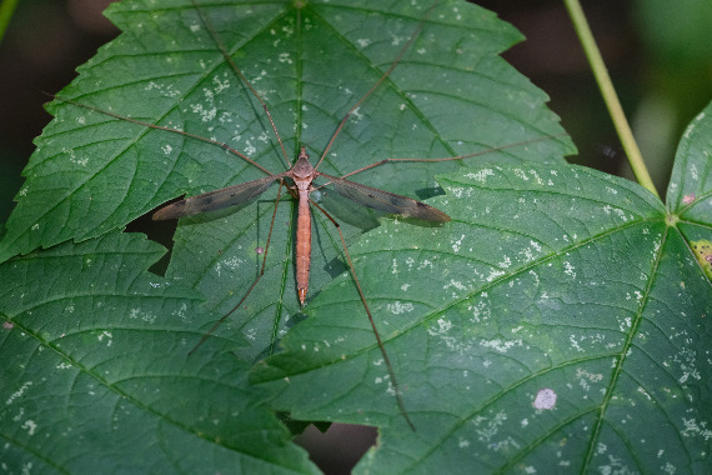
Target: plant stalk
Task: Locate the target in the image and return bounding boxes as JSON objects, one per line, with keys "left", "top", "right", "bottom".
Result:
{"left": 563, "top": 0, "right": 660, "bottom": 199}
{"left": 0, "top": 0, "right": 19, "bottom": 45}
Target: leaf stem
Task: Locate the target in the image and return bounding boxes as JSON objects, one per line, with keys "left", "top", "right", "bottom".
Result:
{"left": 0, "top": 0, "right": 19, "bottom": 45}
{"left": 563, "top": 0, "right": 660, "bottom": 199}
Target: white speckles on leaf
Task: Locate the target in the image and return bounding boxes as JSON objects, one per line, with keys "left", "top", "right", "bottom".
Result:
{"left": 527, "top": 269, "right": 540, "bottom": 286}
{"left": 637, "top": 386, "right": 652, "bottom": 401}
{"left": 6, "top": 381, "right": 32, "bottom": 405}
{"left": 171, "top": 303, "right": 188, "bottom": 322}
{"left": 532, "top": 388, "right": 557, "bottom": 410}
{"left": 473, "top": 410, "right": 507, "bottom": 443}
{"left": 443, "top": 279, "right": 467, "bottom": 292}
{"left": 569, "top": 334, "right": 585, "bottom": 353}
{"left": 243, "top": 139, "right": 256, "bottom": 156}
{"left": 563, "top": 261, "right": 576, "bottom": 279}
{"left": 468, "top": 294, "right": 491, "bottom": 323}
{"left": 449, "top": 186, "right": 465, "bottom": 198}
{"left": 215, "top": 255, "right": 246, "bottom": 277}
{"left": 190, "top": 101, "right": 216, "bottom": 123}
{"left": 427, "top": 317, "right": 475, "bottom": 353}
{"left": 142, "top": 313, "right": 157, "bottom": 324}
{"left": 485, "top": 268, "right": 505, "bottom": 282}
{"left": 386, "top": 301, "right": 414, "bottom": 315}
{"left": 617, "top": 316, "right": 632, "bottom": 332}
{"left": 671, "top": 346, "right": 701, "bottom": 384}
{"left": 144, "top": 80, "right": 180, "bottom": 97}
{"left": 212, "top": 74, "right": 230, "bottom": 94}
{"left": 21, "top": 419, "right": 37, "bottom": 436}
{"left": 681, "top": 417, "right": 712, "bottom": 440}
{"left": 689, "top": 164, "right": 699, "bottom": 181}
{"left": 97, "top": 331, "right": 113, "bottom": 346}
{"left": 479, "top": 338, "right": 522, "bottom": 353}
{"left": 465, "top": 168, "right": 495, "bottom": 183}
{"left": 596, "top": 443, "right": 607, "bottom": 455}
{"left": 281, "top": 23, "right": 294, "bottom": 37}
{"left": 575, "top": 368, "right": 603, "bottom": 392}
{"left": 601, "top": 205, "right": 631, "bottom": 222}
{"left": 433, "top": 317, "right": 452, "bottom": 333}
{"left": 513, "top": 168, "right": 528, "bottom": 181}
{"left": 451, "top": 234, "right": 465, "bottom": 253}
{"left": 128, "top": 307, "right": 155, "bottom": 324}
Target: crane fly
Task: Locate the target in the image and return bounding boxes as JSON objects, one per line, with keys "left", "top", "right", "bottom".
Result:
{"left": 153, "top": 146, "right": 450, "bottom": 303}
{"left": 53, "top": 0, "right": 561, "bottom": 430}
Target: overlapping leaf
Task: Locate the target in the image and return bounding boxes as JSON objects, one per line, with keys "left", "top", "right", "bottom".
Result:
{"left": 0, "top": 0, "right": 572, "bottom": 263}
{"left": 0, "top": 233, "right": 317, "bottom": 473}
{"left": 254, "top": 105, "right": 712, "bottom": 472}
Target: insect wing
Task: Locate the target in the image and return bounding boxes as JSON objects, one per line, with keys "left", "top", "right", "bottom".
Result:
{"left": 153, "top": 174, "right": 281, "bottom": 220}
{"left": 319, "top": 173, "right": 450, "bottom": 223}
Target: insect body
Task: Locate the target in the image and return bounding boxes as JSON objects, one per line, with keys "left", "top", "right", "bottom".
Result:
{"left": 153, "top": 146, "right": 449, "bottom": 304}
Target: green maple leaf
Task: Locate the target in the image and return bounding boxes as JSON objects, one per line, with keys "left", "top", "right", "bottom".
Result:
{"left": 0, "top": 233, "right": 317, "bottom": 473}
{"left": 0, "top": 0, "right": 571, "bottom": 262}
{"left": 256, "top": 105, "right": 712, "bottom": 472}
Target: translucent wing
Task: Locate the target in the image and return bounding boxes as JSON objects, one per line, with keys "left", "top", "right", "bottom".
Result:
{"left": 153, "top": 174, "right": 282, "bottom": 220}
{"left": 318, "top": 172, "right": 450, "bottom": 223}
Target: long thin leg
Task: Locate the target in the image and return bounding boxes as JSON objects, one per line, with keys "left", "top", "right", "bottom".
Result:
{"left": 191, "top": 0, "right": 292, "bottom": 168}
{"left": 49, "top": 93, "right": 275, "bottom": 177}
{"left": 189, "top": 181, "right": 286, "bottom": 355}
{"left": 327, "top": 134, "right": 568, "bottom": 184}
{"left": 309, "top": 198, "right": 416, "bottom": 431}
{"left": 314, "top": 1, "right": 441, "bottom": 171}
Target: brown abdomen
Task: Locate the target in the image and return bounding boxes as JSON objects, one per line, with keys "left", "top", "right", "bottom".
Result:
{"left": 296, "top": 189, "right": 311, "bottom": 305}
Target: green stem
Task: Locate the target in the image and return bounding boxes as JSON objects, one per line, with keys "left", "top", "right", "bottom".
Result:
{"left": 563, "top": 0, "right": 660, "bottom": 199}
{"left": 0, "top": 0, "right": 19, "bottom": 46}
